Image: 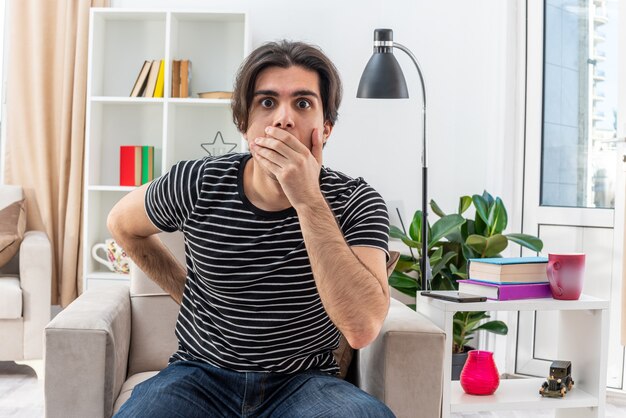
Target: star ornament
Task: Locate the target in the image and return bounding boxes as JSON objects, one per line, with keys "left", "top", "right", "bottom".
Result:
{"left": 201, "top": 131, "right": 238, "bottom": 156}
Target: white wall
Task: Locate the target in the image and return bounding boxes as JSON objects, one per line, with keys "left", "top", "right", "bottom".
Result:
{"left": 111, "top": 0, "right": 523, "bottom": 228}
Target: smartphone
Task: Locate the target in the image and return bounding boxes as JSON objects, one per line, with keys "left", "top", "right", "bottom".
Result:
{"left": 420, "top": 291, "right": 487, "bottom": 303}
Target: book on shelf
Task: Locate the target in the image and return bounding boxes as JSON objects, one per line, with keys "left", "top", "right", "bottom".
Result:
{"left": 141, "top": 146, "right": 154, "bottom": 184}
{"left": 171, "top": 60, "right": 181, "bottom": 98}
{"left": 120, "top": 146, "right": 142, "bottom": 186}
{"left": 180, "top": 59, "right": 192, "bottom": 98}
{"left": 129, "top": 60, "right": 151, "bottom": 97}
{"left": 143, "top": 60, "right": 161, "bottom": 97}
{"left": 468, "top": 257, "right": 549, "bottom": 283}
{"left": 120, "top": 145, "right": 155, "bottom": 186}
{"left": 457, "top": 279, "right": 552, "bottom": 301}
{"left": 153, "top": 60, "right": 165, "bottom": 98}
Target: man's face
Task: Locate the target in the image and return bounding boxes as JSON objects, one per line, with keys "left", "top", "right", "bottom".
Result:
{"left": 244, "top": 65, "right": 332, "bottom": 153}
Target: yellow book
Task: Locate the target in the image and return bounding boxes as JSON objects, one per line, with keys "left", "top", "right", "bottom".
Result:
{"left": 153, "top": 60, "right": 165, "bottom": 98}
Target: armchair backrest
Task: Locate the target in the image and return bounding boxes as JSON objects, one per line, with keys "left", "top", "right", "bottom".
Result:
{"left": 0, "top": 185, "right": 24, "bottom": 275}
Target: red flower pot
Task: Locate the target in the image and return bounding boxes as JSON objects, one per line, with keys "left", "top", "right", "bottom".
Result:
{"left": 460, "top": 350, "right": 499, "bottom": 395}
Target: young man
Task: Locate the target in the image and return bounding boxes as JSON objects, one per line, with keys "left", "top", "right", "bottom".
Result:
{"left": 109, "top": 40, "right": 394, "bottom": 417}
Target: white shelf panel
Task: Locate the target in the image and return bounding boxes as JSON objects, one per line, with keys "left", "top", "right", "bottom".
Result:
{"left": 168, "top": 98, "right": 231, "bottom": 106}
{"left": 418, "top": 294, "right": 609, "bottom": 312}
{"left": 92, "top": 96, "right": 164, "bottom": 104}
{"left": 88, "top": 185, "right": 138, "bottom": 192}
{"left": 450, "top": 378, "right": 598, "bottom": 413}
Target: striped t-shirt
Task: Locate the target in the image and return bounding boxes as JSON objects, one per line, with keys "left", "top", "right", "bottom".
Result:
{"left": 145, "top": 152, "right": 389, "bottom": 375}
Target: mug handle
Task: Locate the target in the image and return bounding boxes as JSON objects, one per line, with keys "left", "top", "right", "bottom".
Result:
{"left": 546, "top": 260, "right": 563, "bottom": 296}
{"left": 92, "top": 243, "right": 114, "bottom": 271}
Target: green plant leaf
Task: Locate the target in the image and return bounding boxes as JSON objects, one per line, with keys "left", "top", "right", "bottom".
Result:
{"left": 431, "top": 251, "right": 457, "bottom": 277}
{"left": 472, "top": 195, "right": 489, "bottom": 224}
{"left": 483, "top": 234, "right": 508, "bottom": 257}
{"left": 395, "top": 254, "right": 417, "bottom": 272}
{"left": 473, "top": 320, "right": 509, "bottom": 335}
{"left": 466, "top": 234, "right": 487, "bottom": 253}
{"left": 388, "top": 271, "right": 419, "bottom": 296}
{"left": 461, "top": 243, "right": 477, "bottom": 261}
{"left": 409, "top": 211, "right": 424, "bottom": 243}
{"left": 482, "top": 190, "right": 495, "bottom": 207}
{"left": 474, "top": 213, "right": 487, "bottom": 236}
{"left": 458, "top": 196, "right": 472, "bottom": 215}
{"left": 389, "top": 225, "right": 407, "bottom": 240}
{"left": 442, "top": 275, "right": 459, "bottom": 289}
{"left": 388, "top": 271, "right": 418, "bottom": 290}
{"left": 429, "top": 246, "right": 444, "bottom": 264}
{"left": 428, "top": 214, "right": 465, "bottom": 249}
{"left": 449, "top": 264, "right": 468, "bottom": 280}
{"left": 466, "top": 234, "right": 508, "bottom": 257}
{"left": 487, "top": 197, "right": 508, "bottom": 235}
{"left": 505, "top": 233, "right": 544, "bottom": 252}
{"left": 430, "top": 199, "right": 446, "bottom": 218}
{"left": 468, "top": 311, "right": 490, "bottom": 321}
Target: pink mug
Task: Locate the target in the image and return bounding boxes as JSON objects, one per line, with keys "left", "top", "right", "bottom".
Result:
{"left": 546, "top": 253, "right": 585, "bottom": 300}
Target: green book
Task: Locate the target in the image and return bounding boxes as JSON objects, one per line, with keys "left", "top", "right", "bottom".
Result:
{"left": 141, "top": 146, "right": 154, "bottom": 184}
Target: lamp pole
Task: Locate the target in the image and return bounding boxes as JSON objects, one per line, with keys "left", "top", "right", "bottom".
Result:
{"left": 391, "top": 43, "right": 429, "bottom": 291}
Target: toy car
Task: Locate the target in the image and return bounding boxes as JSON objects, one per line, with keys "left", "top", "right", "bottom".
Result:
{"left": 539, "top": 360, "right": 574, "bottom": 398}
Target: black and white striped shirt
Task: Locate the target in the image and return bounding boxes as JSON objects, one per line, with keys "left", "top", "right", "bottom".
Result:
{"left": 145, "top": 153, "right": 389, "bottom": 375}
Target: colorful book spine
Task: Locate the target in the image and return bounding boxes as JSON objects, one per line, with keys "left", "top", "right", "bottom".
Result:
{"left": 153, "top": 60, "right": 165, "bottom": 98}
{"left": 120, "top": 146, "right": 142, "bottom": 186}
{"left": 180, "top": 60, "right": 191, "bottom": 98}
{"left": 141, "top": 146, "right": 154, "bottom": 184}
{"left": 171, "top": 60, "right": 181, "bottom": 98}
{"left": 457, "top": 279, "right": 552, "bottom": 301}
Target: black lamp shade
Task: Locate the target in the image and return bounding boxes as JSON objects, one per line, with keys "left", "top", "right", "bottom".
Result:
{"left": 357, "top": 50, "right": 409, "bottom": 99}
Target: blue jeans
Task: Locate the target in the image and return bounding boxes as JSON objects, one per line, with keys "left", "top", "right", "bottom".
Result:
{"left": 114, "top": 360, "right": 395, "bottom": 418}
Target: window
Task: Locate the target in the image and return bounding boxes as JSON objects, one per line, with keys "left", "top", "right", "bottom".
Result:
{"left": 541, "top": 0, "right": 619, "bottom": 208}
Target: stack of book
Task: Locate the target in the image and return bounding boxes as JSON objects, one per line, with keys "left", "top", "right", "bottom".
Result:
{"left": 457, "top": 257, "right": 551, "bottom": 301}
{"left": 130, "top": 60, "right": 165, "bottom": 98}
{"left": 120, "top": 145, "right": 154, "bottom": 186}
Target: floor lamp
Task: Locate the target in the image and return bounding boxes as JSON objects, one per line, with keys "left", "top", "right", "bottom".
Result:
{"left": 356, "top": 28, "right": 431, "bottom": 291}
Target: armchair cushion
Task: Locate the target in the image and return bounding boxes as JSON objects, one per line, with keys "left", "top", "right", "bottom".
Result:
{"left": 0, "top": 199, "right": 26, "bottom": 268}
{"left": 0, "top": 276, "right": 22, "bottom": 319}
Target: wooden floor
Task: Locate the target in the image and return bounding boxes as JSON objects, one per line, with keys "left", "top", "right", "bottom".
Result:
{"left": 2, "top": 360, "right": 626, "bottom": 417}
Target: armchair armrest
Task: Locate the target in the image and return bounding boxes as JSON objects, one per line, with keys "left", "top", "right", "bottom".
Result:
{"left": 45, "top": 286, "right": 131, "bottom": 418}
{"left": 356, "top": 298, "right": 445, "bottom": 418}
{"left": 19, "top": 231, "right": 52, "bottom": 359}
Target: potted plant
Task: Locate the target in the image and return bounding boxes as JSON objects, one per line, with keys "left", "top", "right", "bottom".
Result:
{"left": 389, "top": 191, "right": 543, "bottom": 379}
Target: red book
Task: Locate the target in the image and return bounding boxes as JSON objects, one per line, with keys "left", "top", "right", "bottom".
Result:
{"left": 120, "top": 146, "right": 142, "bottom": 186}
{"left": 457, "top": 279, "right": 552, "bottom": 301}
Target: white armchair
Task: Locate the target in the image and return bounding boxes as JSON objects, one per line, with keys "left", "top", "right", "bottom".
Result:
{"left": 0, "top": 185, "right": 51, "bottom": 367}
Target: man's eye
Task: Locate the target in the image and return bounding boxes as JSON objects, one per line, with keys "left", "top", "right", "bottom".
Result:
{"left": 297, "top": 99, "right": 311, "bottom": 109}
{"left": 261, "top": 98, "right": 274, "bottom": 108}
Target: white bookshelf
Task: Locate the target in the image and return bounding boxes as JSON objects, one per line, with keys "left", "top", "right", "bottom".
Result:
{"left": 416, "top": 294, "right": 609, "bottom": 417}
{"left": 83, "top": 9, "right": 248, "bottom": 291}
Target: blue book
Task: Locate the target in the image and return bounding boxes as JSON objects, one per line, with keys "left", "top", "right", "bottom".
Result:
{"left": 468, "top": 257, "right": 548, "bottom": 265}
{"left": 468, "top": 257, "right": 548, "bottom": 284}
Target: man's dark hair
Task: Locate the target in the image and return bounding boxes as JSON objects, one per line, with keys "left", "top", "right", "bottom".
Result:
{"left": 232, "top": 40, "right": 343, "bottom": 134}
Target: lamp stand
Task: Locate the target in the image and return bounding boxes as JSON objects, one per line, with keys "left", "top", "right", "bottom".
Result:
{"left": 393, "top": 43, "right": 430, "bottom": 291}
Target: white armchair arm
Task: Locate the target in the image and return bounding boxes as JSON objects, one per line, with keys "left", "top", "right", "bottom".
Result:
{"left": 19, "top": 230, "right": 51, "bottom": 359}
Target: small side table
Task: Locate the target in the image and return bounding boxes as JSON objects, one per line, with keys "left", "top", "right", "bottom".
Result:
{"left": 416, "top": 294, "right": 609, "bottom": 417}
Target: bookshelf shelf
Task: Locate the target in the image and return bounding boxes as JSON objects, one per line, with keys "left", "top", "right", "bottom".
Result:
{"left": 91, "top": 96, "right": 165, "bottom": 103}
{"left": 83, "top": 9, "right": 248, "bottom": 291}
{"left": 87, "top": 185, "right": 137, "bottom": 192}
